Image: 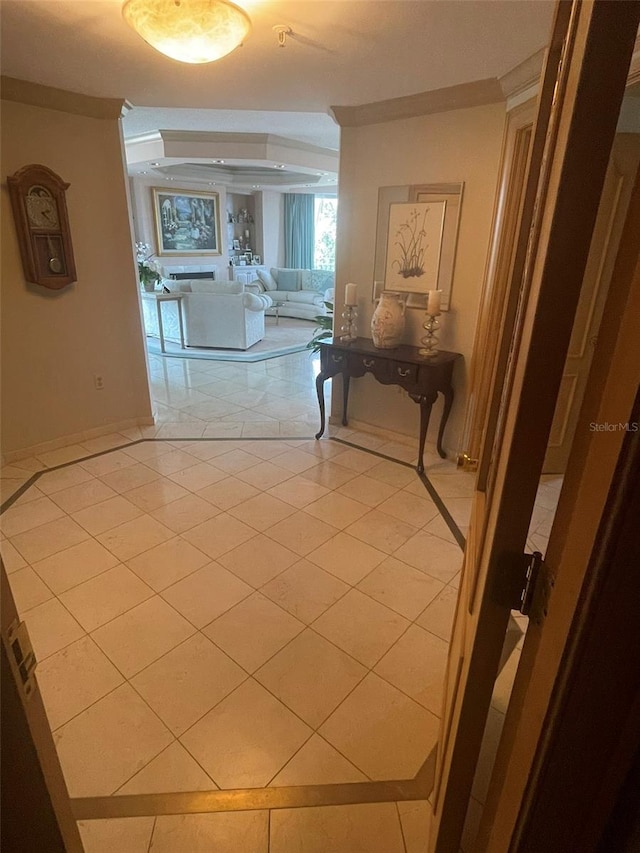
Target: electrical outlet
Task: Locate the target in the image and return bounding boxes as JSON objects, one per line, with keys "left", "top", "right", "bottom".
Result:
{"left": 93, "top": 374, "right": 104, "bottom": 391}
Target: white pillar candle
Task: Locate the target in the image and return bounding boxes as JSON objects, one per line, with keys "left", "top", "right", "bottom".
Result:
{"left": 345, "top": 282, "right": 358, "bottom": 306}
{"left": 427, "top": 289, "right": 442, "bottom": 315}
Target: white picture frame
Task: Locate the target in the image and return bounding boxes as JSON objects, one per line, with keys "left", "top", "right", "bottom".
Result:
{"left": 373, "top": 182, "right": 464, "bottom": 311}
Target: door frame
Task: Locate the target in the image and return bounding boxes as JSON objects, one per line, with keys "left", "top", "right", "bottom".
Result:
{"left": 478, "top": 164, "right": 640, "bottom": 853}
{"left": 430, "top": 1, "right": 640, "bottom": 850}
{"left": 543, "top": 134, "right": 640, "bottom": 473}
{"left": 1, "top": 563, "right": 84, "bottom": 851}
{"left": 460, "top": 98, "right": 536, "bottom": 474}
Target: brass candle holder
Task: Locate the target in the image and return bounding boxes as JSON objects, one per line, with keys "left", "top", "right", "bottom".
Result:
{"left": 339, "top": 304, "right": 358, "bottom": 342}
{"left": 419, "top": 313, "right": 441, "bottom": 357}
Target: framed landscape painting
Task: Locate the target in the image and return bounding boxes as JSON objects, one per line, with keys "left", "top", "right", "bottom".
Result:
{"left": 153, "top": 188, "right": 221, "bottom": 256}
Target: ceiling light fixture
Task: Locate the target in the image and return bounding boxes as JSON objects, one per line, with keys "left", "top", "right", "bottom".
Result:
{"left": 122, "top": 0, "right": 251, "bottom": 64}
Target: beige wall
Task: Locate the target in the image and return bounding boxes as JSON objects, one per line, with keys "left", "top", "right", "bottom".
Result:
{"left": 334, "top": 103, "right": 506, "bottom": 453}
{"left": 257, "top": 190, "right": 285, "bottom": 269}
{"left": 1, "top": 99, "right": 152, "bottom": 456}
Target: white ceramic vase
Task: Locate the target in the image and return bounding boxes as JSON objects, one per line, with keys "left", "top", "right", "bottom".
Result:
{"left": 371, "top": 292, "right": 406, "bottom": 348}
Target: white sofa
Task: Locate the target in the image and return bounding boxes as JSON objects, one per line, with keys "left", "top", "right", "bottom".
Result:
{"left": 144, "top": 280, "right": 272, "bottom": 350}
{"left": 246, "top": 268, "right": 334, "bottom": 321}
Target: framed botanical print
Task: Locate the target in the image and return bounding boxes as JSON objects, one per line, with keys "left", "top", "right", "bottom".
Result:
{"left": 153, "top": 188, "right": 221, "bottom": 256}
{"left": 373, "top": 182, "right": 464, "bottom": 310}
{"left": 384, "top": 201, "right": 446, "bottom": 294}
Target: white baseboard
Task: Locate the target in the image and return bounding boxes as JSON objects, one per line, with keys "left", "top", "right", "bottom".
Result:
{"left": 2, "top": 417, "right": 156, "bottom": 463}
{"left": 328, "top": 415, "right": 446, "bottom": 458}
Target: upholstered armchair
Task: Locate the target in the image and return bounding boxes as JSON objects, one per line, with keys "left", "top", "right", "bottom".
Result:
{"left": 143, "top": 280, "right": 272, "bottom": 350}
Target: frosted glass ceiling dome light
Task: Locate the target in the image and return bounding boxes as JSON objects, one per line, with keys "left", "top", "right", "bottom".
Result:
{"left": 122, "top": 0, "right": 251, "bottom": 64}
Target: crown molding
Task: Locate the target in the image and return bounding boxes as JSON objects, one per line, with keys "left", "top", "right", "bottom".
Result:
{"left": 330, "top": 78, "right": 504, "bottom": 128}
{"left": 159, "top": 162, "right": 323, "bottom": 187}
{"left": 157, "top": 131, "right": 337, "bottom": 158}
{"left": 499, "top": 48, "right": 546, "bottom": 101}
{"left": 125, "top": 129, "right": 339, "bottom": 187}
{"left": 500, "top": 33, "right": 640, "bottom": 106}
{"left": 0, "top": 76, "right": 127, "bottom": 120}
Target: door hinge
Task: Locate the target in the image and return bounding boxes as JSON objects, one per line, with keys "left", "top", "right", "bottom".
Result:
{"left": 499, "top": 551, "right": 554, "bottom": 624}
{"left": 7, "top": 619, "right": 37, "bottom": 698}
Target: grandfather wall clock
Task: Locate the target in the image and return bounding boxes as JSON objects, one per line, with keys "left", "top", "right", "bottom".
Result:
{"left": 7, "top": 164, "right": 77, "bottom": 289}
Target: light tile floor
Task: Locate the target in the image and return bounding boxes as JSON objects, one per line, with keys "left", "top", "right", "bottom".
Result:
{"left": 4, "top": 432, "right": 461, "bottom": 796}
{"left": 1, "top": 347, "right": 561, "bottom": 852}
{"left": 77, "top": 801, "right": 425, "bottom": 853}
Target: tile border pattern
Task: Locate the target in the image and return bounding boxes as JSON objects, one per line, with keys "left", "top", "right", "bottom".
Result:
{"left": 330, "top": 437, "right": 466, "bottom": 549}
{"left": 73, "top": 754, "right": 436, "bottom": 820}
{"left": 2, "top": 435, "right": 465, "bottom": 821}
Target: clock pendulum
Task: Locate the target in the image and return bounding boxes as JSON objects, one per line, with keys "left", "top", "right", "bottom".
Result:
{"left": 46, "top": 234, "right": 63, "bottom": 274}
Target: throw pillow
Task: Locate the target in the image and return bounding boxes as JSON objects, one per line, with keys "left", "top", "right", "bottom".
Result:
{"left": 274, "top": 268, "right": 301, "bottom": 292}
{"left": 311, "top": 269, "right": 335, "bottom": 293}
{"left": 256, "top": 269, "right": 278, "bottom": 291}
{"left": 299, "top": 270, "right": 312, "bottom": 290}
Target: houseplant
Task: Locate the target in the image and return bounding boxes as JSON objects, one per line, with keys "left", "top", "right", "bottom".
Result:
{"left": 307, "top": 301, "right": 334, "bottom": 353}
{"left": 136, "top": 242, "right": 162, "bottom": 292}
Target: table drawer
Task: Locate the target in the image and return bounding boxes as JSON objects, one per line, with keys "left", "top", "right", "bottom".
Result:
{"left": 391, "top": 361, "right": 419, "bottom": 384}
{"left": 321, "top": 348, "right": 348, "bottom": 374}
{"left": 347, "top": 352, "right": 390, "bottom": 381}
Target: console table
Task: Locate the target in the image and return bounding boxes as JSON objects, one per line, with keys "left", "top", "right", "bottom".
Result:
{"left": 315, "top": 338, "right": 462, "bottom": 473}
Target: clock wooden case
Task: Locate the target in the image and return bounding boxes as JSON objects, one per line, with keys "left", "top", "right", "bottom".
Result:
{"left": 7, "top": 164, "right": 77, "bottom": 290}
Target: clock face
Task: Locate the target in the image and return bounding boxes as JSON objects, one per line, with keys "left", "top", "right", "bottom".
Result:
{"left": 26, "top": 186, "right": 60, "bottom": 229}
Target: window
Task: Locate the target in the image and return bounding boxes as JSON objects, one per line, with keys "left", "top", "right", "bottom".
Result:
{"left": 314, "top": 196, "right": 337, "bottom": 270}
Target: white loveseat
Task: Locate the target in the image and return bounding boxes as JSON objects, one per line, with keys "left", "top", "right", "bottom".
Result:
{"left": 144, "top": 280, "right": 272, "bottom": 350}
{"left": 246, "top": 268, "right": 334, "bottom": 321}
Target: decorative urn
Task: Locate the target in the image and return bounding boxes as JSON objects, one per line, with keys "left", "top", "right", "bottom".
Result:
{"left": 371, "top": 291, "right": 406, "bottom": 348}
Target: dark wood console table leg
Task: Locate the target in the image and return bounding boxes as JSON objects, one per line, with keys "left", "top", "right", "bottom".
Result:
{"left": 342, "top": 373, "right": 350, "bottom": 427}
{"left": 315, "top": 373, "right": 327, "bottom": 439}
{"left": 437, "top": 386, "right": 455, "bottom": 459}
{"left": 412, "top": 392, "right": 437, "bottom": 474}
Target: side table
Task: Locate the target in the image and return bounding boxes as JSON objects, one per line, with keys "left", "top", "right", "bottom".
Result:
{"left": 267, "top": 301, "right": 285, "bottom": 325}
{"left": 142, "top": 293, "right": 186, "bottom": 354}
{"left": 315, "top": 338, "right": 462, "bottom": 473}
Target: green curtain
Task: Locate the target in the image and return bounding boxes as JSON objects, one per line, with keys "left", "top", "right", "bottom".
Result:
{"left": 284, "top": 194, "right": 315, "bottom": 268}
